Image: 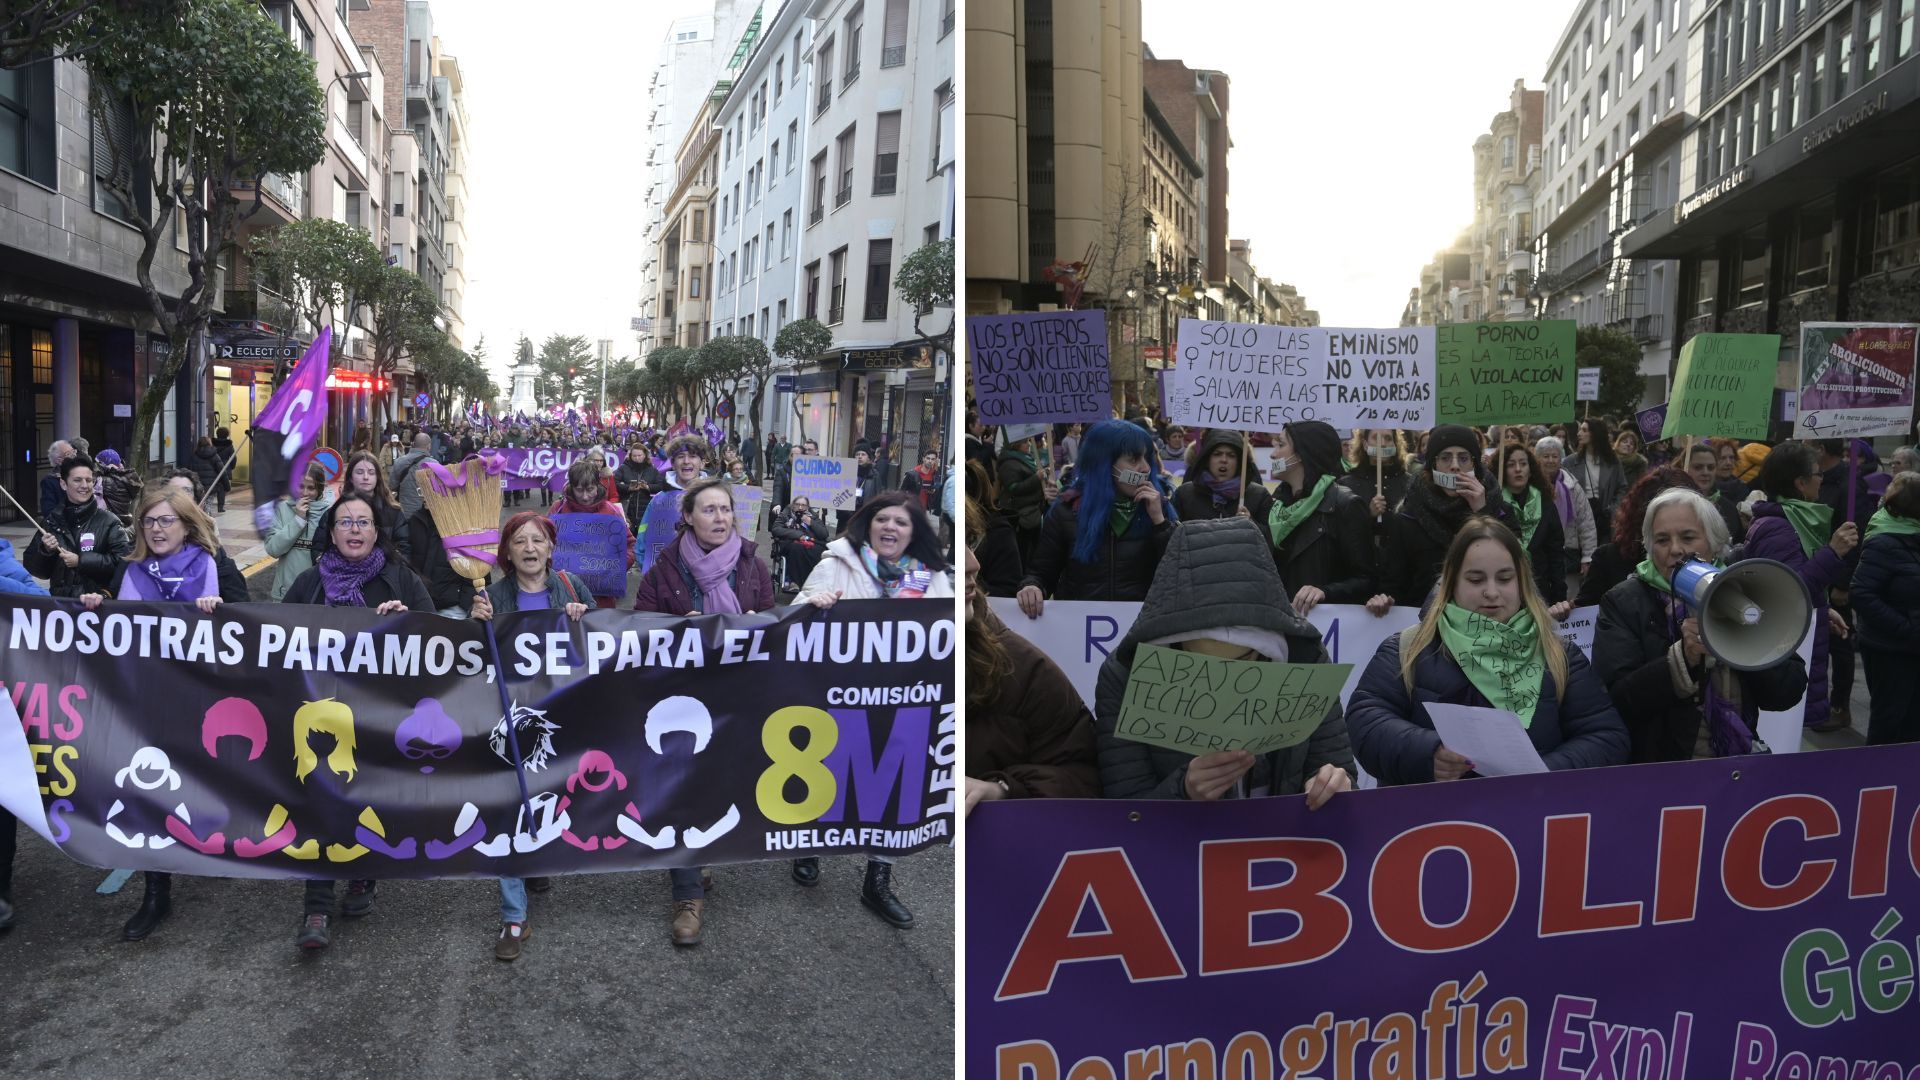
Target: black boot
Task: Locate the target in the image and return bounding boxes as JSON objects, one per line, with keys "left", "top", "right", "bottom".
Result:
{"left": 790, "top": 856, "right": 820, "bottom": 887}
{"left": 860, "top": 860, "right": 912, "bottom": 929}
{"left": 0, "top": 893, "right": 13, "bottom": 931}
{"left": 122, "top": 871, "right": 172, "bottom": 941}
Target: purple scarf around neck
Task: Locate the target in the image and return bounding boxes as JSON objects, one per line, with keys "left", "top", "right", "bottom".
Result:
{"left": 316, "top": 547, "right": 387, "bottom": 607}
{"left": 118, "top": 545, "right": 218, "bottom": 602}
{"left": 677, "top": 528, "right": 743, "bottom": 613}
{"left": 1195, "top": 472, "right": 1242, "bottom": 507}
{"left": 1552, "top": 471, "right": 1576, "bottom": 527}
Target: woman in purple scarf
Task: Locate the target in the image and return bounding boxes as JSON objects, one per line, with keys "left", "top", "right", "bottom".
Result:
{"left": 78, "top": 486, "right": 225, "bottom": 941}
{"left": 1171, "top": 429, "right": 1275, "bottom": 523}
{"left": 633, "top": 477, "right": 774, "bottom": 947}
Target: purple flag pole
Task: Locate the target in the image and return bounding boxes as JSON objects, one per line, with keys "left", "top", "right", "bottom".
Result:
{"left": 1847, "top": 440, "right": 1858, "bottom": 524}
{"left": 250, "top": 327, "right": 333, "bottom": 539}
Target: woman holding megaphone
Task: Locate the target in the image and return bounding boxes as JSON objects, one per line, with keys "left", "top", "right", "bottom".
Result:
{"left": 1592, "top": 487, "right": 1810, "bottom": 762}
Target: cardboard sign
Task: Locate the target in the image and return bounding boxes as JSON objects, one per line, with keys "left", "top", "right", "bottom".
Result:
{"left": 1794, "top": 322, "right": 1920, "bottom": 439}
{"left": 1662, "top": 333, "right": 1780, "bottom": 441}
{"left": 966, "top": 310, "right": 1112, "bottom": 424}
{"left": 732, "top": 484, "right": 764, "bottom": 536}
{"left": 789, "top": 456, "right": 861, "bottom": 511}
{"left": 1112, "top": 644, "right": 1353, "bottom": 756}
{"left": 550, "top": 513, "right": 630, "bottom": 600}
{"left": 1165, "top": 320, "right": 1434, "bottom": 432}
{"left": 1434, "top": 320, "right": 1577, "bottom": 424}
{"left": 1577, "top": 367, "right": 1601, "bottom": 401}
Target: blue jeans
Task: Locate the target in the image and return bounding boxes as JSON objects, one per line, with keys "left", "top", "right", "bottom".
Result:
{"left": 499, "top": 877, "right": 527, "bottom": 923}
{"left": 670, "top": 866, "right": 706, "bottom": 901}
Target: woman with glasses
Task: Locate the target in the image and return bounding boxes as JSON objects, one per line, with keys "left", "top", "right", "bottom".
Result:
{"left": 279, "top": 490, "right": 432, "bottom": 950}
{"left": 549, "top": 458, "right": 633, "bottom": 609}
{"left": 1371, "top": 426, "right": 1514, "bottom": 613}
{"left": 75, "top": 486, "right": 228, "bottom": 942}
{"left": 633, "top": 478, "right": 774, "bottom": 947}
{"left": 469, "top": 511, "right": 593, "bottom": 960}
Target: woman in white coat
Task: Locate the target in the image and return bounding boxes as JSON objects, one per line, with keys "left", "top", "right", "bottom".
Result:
{"left": 793, "top": 490, "right": 953, "bottom": 927}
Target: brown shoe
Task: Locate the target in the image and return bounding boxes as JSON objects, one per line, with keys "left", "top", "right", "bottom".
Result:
{"left": 494, "top": 921, "right": 530, "bottom": 961}
{"left": 671, "top": 899, "right": 704, "bottom": 947}
{"left": 1811, "top": 708, "right": 1852, "bottom": 734}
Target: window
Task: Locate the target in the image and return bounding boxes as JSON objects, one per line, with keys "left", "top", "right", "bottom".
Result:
{"left": 1631, "top": 21, "right": 1645, "bottom": 78}
{"left": 1792, "top": 202, "right": 1834, "bottom": 289}
{"left": 1582, "top": 27, "right": 1593, "bottom": 70}
{"left": 690, "top": 268, "right": 702, "bottom": 298}
{"left": 787, "top": 121, "right": 799, "bottom": 171}
{"left": 1836, "top": 22, "right": 1854, "bottom": 102}
{"left": 1664, "top": 66, "right": 1676, "bottom": 112}
{"left": 842, "top": 5, "right": 863, "bottom": 90}
{"left": 721, "top": 193, "right": 729, "bottom": 223}
{"left": 882, "top": 0, "right": 909, "bottom": 67}
{"left": 1809, "top": 30, "right": 1827, "bottom": 116}
{"left": 776, "top": 299, "right": 788, "bottom": 333}
{"left": 863, "top": 239, "right": 892, "bottom": 320}
{"left": 1655, "top": 2, "right": 1666, "bottom": 52}
{"left": 1860, "top": 160, "right": 1920, "bottom": 274}
{"left": 1598, "top": 69, "right": 1610, "bottom": 117}
{"left": 942, "top": 0, "right": 955, "bottom": 38}
{"left": 794, "top": 33, "right": 804, "bottom": 84}
{"left": 743, "top": 239, "right": 754, "bottom": 283}
{"left": 765, "top": 224, "right": 775, "bottom": 271}
{"left": 805, "top": 260, "right": 821, "bottom": 319}
{"left": 1864, "top": 1, "right": 1885, "bottom": 82}
{"left": 1785, "top": 58, "right": 1802, "bottom": 130}
{"left": 827, "top": 247, "right": 847, "bottom": 323}
{"left": 1901, "top": 0, "right": 1916, "bottom": 60}
{"left": 1580, "top": 96, "right": 1591, "bottom": 140}
{"left": 781, "top": 209, "right": 793, "bottom": 258}
{"left": 931, "top": 81, "right": 952, "bottom": 173}
{"left": 724, "top": 128, "right": 732, "bottom": 163}
{"left": 872, "top": 111, "right": 900, "bottom": 195}
{"left": 809, "top": 151, "right": 828, "bottom": 223}
{"left": 816, "top": 38, "right": 834, "bottom": 115}
{"left": 775, "top": 58, "right": 784, "bottom": 99}
{"left": 1627, "top": 106, "right": 1641, "bottom": 143}
{"left": 835, "top": 124, "right": 856, "bottom": 206}
{"left": 732, "top": 182, "right": 741, "bottom": 222}
{"left": 1601, "top": 11, "right": 1612, "bottom": 43}
{"left": 91, "top": 90, "right": 140, "bottom": 222}
{"left": 1763, "top": 73, "right": 1779, "bottom": 147}
{"left": 0, "top": 59, "right": 55, "bottom": 188}
{"left": 692, "top": 208, "right": 705, "bottom": 238}
{"left": 1500, "top": 134, "right": 1515, "bottom": 167}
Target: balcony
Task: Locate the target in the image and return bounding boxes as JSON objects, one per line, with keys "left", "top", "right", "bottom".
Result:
{"left": 222, "top": 285, "right": 300, "bottom": 333}
{"left": 882, "top": 46, "right": 905, "bottom": 68}
{"left": 809, "top": 203, "right": 824, "bottom": 226}
{"left": 941, "top": 9, "right": 954, "bottom": 36}
{"left": 872, "top": 170, "right": 897, "bottom": 196}
{"left": 1632, "top": 313, "right": 1665, "bottom": 343}
{"left": 828, "top": 284, "right": 845, "bottom": 324}
{"left": 835, "top": 184, "right": 851, "bottom": 208}
{"left": 842, "top": 64, "right": 859, "bottom": 91}
{"left": 816, "top": 83, "right": 831, "bottom": 117}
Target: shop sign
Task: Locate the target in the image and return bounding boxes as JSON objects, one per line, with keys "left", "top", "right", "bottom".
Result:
{"left": 1673, "top": 166, "right": 1750, "bottom": 223}
{"left": 840, "top": 347, "right": 930, "bottom": 372}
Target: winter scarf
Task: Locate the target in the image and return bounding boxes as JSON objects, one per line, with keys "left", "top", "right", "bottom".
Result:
{"left": 1865, "top": 508, "right": 1920, "bottom": 542}
{"left": 1436, "top": 602, "right": 1546, "bottom": 727}
{"left": 1267, "top": 475, "right": 1333, "bottom": 547}
{"left": 316, "top": 547, "right": 388, "bottom": 607}
{"left": 677, "top": 528, "right": 744, "bottom": 614}
{"left": 1194, "top": 471, "right": 1243, "bottom": 508}
{"left": 858, "top": 545, "right": 933, "bottom": 598}
{"left": 119, "top": 545, "right": 218, "bottom": 602}
{"left": 1511, "top": 484, "right": 1543, "bottom": 547}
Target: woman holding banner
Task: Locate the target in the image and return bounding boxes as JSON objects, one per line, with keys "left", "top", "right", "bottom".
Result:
{"left": 75, "top": 486, "right": 229, "bottom": 941}
{"left": 1854, "top": 472, "right": 1920, "bottom": 744}
{"left": 1370, "top": 425, "right": 1512, "bottom": 613}
{"left": 1015, "top": 419, "right": 1177, "bottom": 618}
{"left": 280, "top": 490, "right": 433, "bottom": 950}
{"left": 796, "top": 491, "right": 951, "bottom": 928}
{"left": 1092, "top": 517, "right": 1356, "bottom": 805}
{"left": 1349, "top": 518, "right": 1628, "bottom": 784}
{"left": 1499, "top": 443, "right": 1569, "bottom": 605}
{"left": 469, "top": 511, "right": 593, "bottom": 960}
{"left": 1171, "top": 429, "right": 1273, "bottom": 523}
{"left": 549, "top": 458, "right": 632, "bottom": 609}
{"left": 1338, "top": 429, "right": 1412, "bottom": 521}
{"left": 1266, "top": 420, "right": 1374, "bottom": 616}
{"left": 1592, "top": 488, "right": 1810, "bottom": 761}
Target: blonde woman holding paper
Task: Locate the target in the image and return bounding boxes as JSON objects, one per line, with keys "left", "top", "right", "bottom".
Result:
{"left": 1346, "top": 518, "right": 1628, "bottom": 785}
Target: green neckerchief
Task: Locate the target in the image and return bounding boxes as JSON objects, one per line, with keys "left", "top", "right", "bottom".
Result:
{"left": 1109, "top": 498, "right": 1137, "bottom": 537}
{"left": 1866, "top": 508, "right": 1920, "bottom": 542}
{"left": 1510, "top": 485, "right": 1542, "bottom": 548}
{"left": 1436, "top": 603, "right": 1546, "bottom": 727}
{"left": 1777, "top": 498, "right": 1834, "bottom": 559}
{"left": 1634, "top": 558, "right": 1673, "bottom": 593}
{"left": 1001, "top": 447, "right": 1036, "bottom": 470}
{"left": 1267, "top": 474, "right": 1334, "bottom": 548}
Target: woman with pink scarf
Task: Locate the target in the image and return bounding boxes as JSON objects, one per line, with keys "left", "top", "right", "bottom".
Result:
{"left": 632, "top": 477, "right": 775, "bottom": 948}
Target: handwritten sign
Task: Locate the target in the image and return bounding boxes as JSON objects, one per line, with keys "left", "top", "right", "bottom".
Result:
{"left": 966, "top": 310, "right": 1111, "bottom": 424}
{"left": 634, "top": 491, "right": 681, "bottom": 573}
{"left": 1111, "top": 644, "right": 1353, "bottom": 756}
{"left": 1435, "top": 320, "right": 1577, "bottom": 425}
{"left": 1165, "top": 320, "right": 1433, "bottom": 432}
{"left": 1577, "top": 366, "right": 1601, "bottom": 401}
{"left": 550, "top": 513, "right": 629, "bottom": 600}
{"left": 1794, "top": 322, "right": 1920, "bottom": 439}
{"left": 732, "top": 484, "right": 764, "bottom": 536}
{"left": 1661, "top": 333, "right": 1780, "bottom": 441}
{"left": 789, "top": 456, "right": 860, "bottom": 511}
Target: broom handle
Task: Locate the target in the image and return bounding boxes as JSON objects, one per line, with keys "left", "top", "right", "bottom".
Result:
{"left": 475, "top": 588, "right": 537, "bottom": 833}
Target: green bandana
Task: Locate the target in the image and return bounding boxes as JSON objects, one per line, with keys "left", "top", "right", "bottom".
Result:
{"left": 1634, "top": 558, "right": 1673, "bottom": 593}
{"left": 1268, "top": 475, "right": 1334, "bottom": 548}
{"left": 1777, "top": 498, "right": 1834, "bottom": 559}
{"left": 1109, "top": 498, "right": 1137, "bottom": 537}
{"left": 1511, "top": 485, "right": 1542, "bottom": 548}
{"left": 1865, "top": 508, "right": 1920, "bottom": 542}
{"left": 1436, "top": 603, "right": 1547, "bottom": 726}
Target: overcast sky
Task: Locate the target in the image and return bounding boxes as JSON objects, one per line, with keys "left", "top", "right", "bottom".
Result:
{"left": 432, "top": 0, "right": 711, "bottom": 386}
{"left": 1141, "top": 1, "right": 1574, "bottom": 327}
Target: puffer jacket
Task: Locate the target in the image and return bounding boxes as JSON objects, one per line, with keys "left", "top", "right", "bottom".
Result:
{"left": 1853, "top": 530, "right": 1920, "bottom": 655}
{"left": 1744, "top": 501, "right": 1846, "bottom": 728}
{"left": 1347, "top": 625, "right": 1629, "bottom": 784}
{"left": 1379, "top": 469, "right": 1514, "bottom": 606}
{"left": 1268, "top": 477, "right": 1376, "bottom": 603}
{"left": 0, "top": 538, "right": 49, "bottom": 596}
{"left": 1021, "top": 488, "right": 1174, "bottom": 603}
{"left": 23, "top": 499, "right": 131, "bottom": 597}
{"left": 968, "top": 612, "right": 1100, "bottom": 799}
{"left": 795, "top": 537, "right": 954, "bottom": 602}
{"left": 1093, "top": 517, "right": 1355, "bottom": 799}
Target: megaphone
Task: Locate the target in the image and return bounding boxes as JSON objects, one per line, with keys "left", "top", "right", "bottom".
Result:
{"left": 1670, "top": 557, "right": 1812, "bottom": 671}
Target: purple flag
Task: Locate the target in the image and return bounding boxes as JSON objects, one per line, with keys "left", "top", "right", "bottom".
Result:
{"left": 250, "top": 327, "right": 332, "bottom": 538}
{"left": 704, "top": 419, "right": 724, "bottom": 446}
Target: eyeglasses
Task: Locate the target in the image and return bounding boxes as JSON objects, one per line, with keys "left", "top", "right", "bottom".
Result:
{"left": 140, "top": 515, "right": 180, "bottom": 530}
{"left": 334, "top": 518, "right": 376, "bottom": 532}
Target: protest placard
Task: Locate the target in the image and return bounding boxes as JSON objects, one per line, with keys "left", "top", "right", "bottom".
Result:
{"left": 1780, "top": 389, "right": 1798, "bottom": 421}
{"left": 1793, "top": 322, "right": 1920, "bottom": 439}
{"left": 1111, "top": 645, "right": 1352, "bottom": 756}
{"left": 789, "top": 456, "right": 861, "bottom": 511}
{"left": 1164, "top": 320, "right": 1434, "bottom": 432}
{"left": 732, "top": 484, "right": 764, "bottom": 535}
{"left": 1635, "top": 403, "right": 1668, "bottom": 442}
{"left": 550, "top": 512, "right": 630, "bottom": 599}
{"left": 1434, "top": 320, "right": 1577, "bottom": 424}
{"left": 1577, "top": 366, "right": 1600, "bottom": 400}
{"left": 1661, "top": 333, "right": 1780, "bottom": 440}
{"left": 967, "top": 310, "right": 1111, "bottom": 424}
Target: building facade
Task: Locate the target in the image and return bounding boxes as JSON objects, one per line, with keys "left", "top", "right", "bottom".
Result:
{"left": 437, "top": 46, "right": 469, "bottom": 351}
{"left": 1471, "top": 81, "right": 1546, "bottom": 322}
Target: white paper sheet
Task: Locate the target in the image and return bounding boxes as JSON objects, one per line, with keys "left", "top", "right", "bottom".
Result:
{"left": 1427, "top": 703, "right": 1549, "bottom": 777}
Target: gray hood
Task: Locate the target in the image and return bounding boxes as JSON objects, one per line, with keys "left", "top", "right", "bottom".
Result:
{"left": 1110, "top": 517, "right": 1319, "bottom": 668}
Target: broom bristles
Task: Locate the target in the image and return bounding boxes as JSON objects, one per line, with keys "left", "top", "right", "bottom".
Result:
{"left": 419, "top": 457, "right": 504, "bottom": 584}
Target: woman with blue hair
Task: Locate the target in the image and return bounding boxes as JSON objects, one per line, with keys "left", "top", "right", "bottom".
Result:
{"left": 1016, "top": 419, "right": 1177, "bottom": 617}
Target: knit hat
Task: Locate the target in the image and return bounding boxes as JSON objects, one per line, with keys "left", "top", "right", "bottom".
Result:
{"left": 1283, "top": 421, "right": 1344, "bottom": 487}
{"left": 1423, "top": 424, "right": 1482, "bottom": 470}
{"left": 95, "top": 449, "right": 122, "bottom": 467}
{"left": 1735, "top": 441, "right": 1769, "bottom": 483}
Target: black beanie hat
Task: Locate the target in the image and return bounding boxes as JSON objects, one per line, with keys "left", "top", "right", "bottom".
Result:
{"left": 1283, "top": 421, "right": 1344, "bottom": 487}
{"left": 1423, "top": 424, "right": 1482, "bottom": 470}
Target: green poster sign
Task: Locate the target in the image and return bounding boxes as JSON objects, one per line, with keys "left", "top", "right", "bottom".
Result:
{"left": 1662, "top": 333, "right": 1781, "bottom": 441}
{"left": 1435, "top": 320, "right": 1578, "bottom": 425}
{"left": 1111, "top": 644, "right": 1352, "bottom": 757}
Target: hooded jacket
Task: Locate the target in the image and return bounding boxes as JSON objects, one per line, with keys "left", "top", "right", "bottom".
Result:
{"left": 265, "top": 487, "right": 338, "bottom": 601}
{"left": 1378, "top": 469, "right": 1515, "bottom": 606}
{"left": 1093, "top": 518, "right": 1355, "bottom": 799}
{"left": 1171, "top": 430, "right": 1275, "bottom": 523}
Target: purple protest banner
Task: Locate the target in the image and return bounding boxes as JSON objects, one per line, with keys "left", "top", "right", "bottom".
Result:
{"left": 249, "top": 328, "right": 332, "bottom": 538}
{"left": 549, "top": 512, "right": 629, "bottom": 599}
{"left": 1794, "top": 323, "right": 1920, "bottom": 440}
{"left": 481, "top": 447, "right": 592, "bottom": 491}
{"left": 967, "top": 744, "right": 1920, "bottom": 1079}
{"left": 967, "top": 310, "right": 1112, "bottom": 425}
{"left": 1635, "top": 402, "right": 1668, "bottom": 442}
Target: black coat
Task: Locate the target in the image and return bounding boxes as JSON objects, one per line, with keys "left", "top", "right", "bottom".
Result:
{"left": 281, "top": 558, "right": 434, "bottom": 610}
{"left": 1170, "top": 475, "right": 1274, "bottom": 524}
{"left": 1337, "top": 463, "right": 1412, "bottom": 517}
{"left": 971, "top": 514, "right": 1024, "bottom": 598}
{"left": 1346, "top": 632, "right": 1629, "bottom": 785}
{"left": 1379, "top": 471, "right": 1515, "bottom": 607}
{"left": 406, "top": 508, "right": 484, "bottom": 612}
{"left": 24, "top": 500, "right": 132, "bottom": 597}
{"left": 1590, "top": 576, "right": 1808, "bottom": 762}
{"left": 1506, "top": 485, "right": 1568, "bottom": 603}
{"left": 1268, "top": 479, "right": 1375, "bottom": 603}
{"left": 1854, "top": 531, "right": 1920, "bottom": 654}
{"left": 1021, "top": 491, "right": 1174, "bottom": 602}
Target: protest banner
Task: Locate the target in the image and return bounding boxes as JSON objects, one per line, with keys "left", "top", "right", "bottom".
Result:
{"left": 789, "top": 456, "right": 861, "bottom": 512}
{"left": 967, "top": 743, "right": 1920, "bottom": 1078}
{"left": 635, "top": 489, "right": 682, "bottom": 573}
{"left": 1793, "top": 322, "right": 1920, "bottom": 439}
{"left": 1113, "top": 645, "right": 1352, "bottom": 755}
{"left": 550, "top": 512, "right": 630, "bottom": 600}
{"left": 1554, "top": 604, "right": 1598, "bottom": 656}
{"left": 483, "top": 447, "right": 593, "bottom": 492}
{"left": 732, "top": 484, "right": 765, "bottom": 535}
{"left": 1165, "top": 320, "right": 1435, "bottom": 432}
{"left": 1577, "top": 366, "right": 1601, "bottom": 401}
{"left": 1662, "top": 333, "right": 1780, "bottom": 441}
{"left": 1636, "top": 402, "right": 1668, "bottom": 443}
{"left": 1434, "top": 320, "right": 1577, "bottom": 425}
{"left": 967, "top": 310, "right": 1111, "bottom": 424}
{"left": 1780, "top": 389, "right": 1798, "bottom": 422}
{"left": 0, "top": 597, "right": 954, "bottom": 878}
